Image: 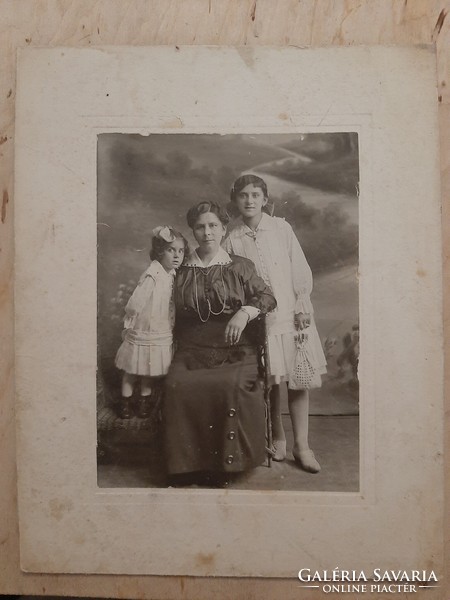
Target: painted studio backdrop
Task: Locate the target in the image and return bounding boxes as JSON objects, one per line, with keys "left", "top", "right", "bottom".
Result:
{"left": 97, "top": 132, "right": 359, "bottom": 491}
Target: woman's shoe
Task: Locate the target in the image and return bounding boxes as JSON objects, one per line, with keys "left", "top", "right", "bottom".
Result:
{"left": 272, "top": 439, "right": 287, "bottom": 462}
{"left": 293, "top": 446, "right": 321, "bottom": 473}
{"left": 117, "top": 398, "right": 132, "bottom": 419}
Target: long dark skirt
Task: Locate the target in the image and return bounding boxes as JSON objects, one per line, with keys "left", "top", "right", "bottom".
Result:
{"left": 163, "top": 346, "right": 266, "bottom": 475}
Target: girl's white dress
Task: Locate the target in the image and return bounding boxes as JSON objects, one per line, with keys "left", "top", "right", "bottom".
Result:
{"left": 115, "top": 260, "right": 175, "bottom": 377}
{"left": 224, "top": 213, "right": 327, "bottom": 386}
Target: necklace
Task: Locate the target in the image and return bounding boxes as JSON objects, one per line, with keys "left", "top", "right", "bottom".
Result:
{"left": 193, "top": 265, "right": 228, "bottom": 323}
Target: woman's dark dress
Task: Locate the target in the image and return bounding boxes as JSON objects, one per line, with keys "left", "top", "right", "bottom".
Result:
{"left": 163, "top": 251, "right": 276, "bottom": 475}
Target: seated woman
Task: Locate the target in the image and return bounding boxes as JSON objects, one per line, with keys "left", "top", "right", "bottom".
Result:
{"left": 163, "top": 201, "right": 276, "bottom": 482}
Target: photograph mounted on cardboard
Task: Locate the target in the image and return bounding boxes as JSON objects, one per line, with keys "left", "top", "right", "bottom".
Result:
{"left": 96, "top": 131, "right": 360, "bottom": 492}
{"left": 13, "top": 46, "right": 442, "bottom": 577}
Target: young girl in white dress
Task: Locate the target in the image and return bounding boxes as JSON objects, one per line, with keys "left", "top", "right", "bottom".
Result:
{"left": 224, "top": 174, "right": 327, "bottom": 472}
{"left": 115, "top": 226, "right": 187, "bottom": 419}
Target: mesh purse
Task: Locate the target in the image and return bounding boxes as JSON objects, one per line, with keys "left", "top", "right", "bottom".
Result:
{"left": 288, "top": 332, "right": 321, "bottom": 390}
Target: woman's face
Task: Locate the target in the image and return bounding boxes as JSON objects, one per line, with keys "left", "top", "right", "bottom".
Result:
{"left": 192, "top": 211, "right": 226, "bottom": 253}
{"left": 234, "top": 183, "right": 267, "bottom": 219}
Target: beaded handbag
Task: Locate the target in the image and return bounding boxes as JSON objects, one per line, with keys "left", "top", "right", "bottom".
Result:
{"left": 288, "top": 332, "right": 321, "bottom": 390}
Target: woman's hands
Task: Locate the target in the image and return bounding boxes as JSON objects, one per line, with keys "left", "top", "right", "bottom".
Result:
{"left": 225, "top": 309, "right": 250, "bottom": 345}
{"left": 294, "top": 312, "right": 311, "bottom": 331}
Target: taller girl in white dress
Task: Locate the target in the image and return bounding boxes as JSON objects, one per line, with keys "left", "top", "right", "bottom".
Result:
{"left": 224, "top": 174, "right": 327, "bottom": 472}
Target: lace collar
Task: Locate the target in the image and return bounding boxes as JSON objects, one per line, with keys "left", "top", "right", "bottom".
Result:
{"left": 184, "top": 247, "right": 232, "bottom": 268}
{"left": 231, "top": 212, "right": 277, "bottom": 236}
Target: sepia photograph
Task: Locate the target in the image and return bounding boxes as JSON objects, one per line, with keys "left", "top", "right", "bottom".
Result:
{"left": 13, "top": 45, "right": 443, "bottom": 578}
{"left": 97, "top": 131, "right": 360, "bottom": 491}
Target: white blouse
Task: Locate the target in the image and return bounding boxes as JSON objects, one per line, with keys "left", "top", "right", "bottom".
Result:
{"left": 123, "top": 260, "right": 175, "bottom": 335}
{"left": 223, "top": 214, "right": 314, "bottom": 336}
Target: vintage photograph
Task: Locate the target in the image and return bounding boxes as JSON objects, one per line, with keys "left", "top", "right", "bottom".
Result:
{"left": 14, "top": 45, "right": 442, "bottom": 578}
{"left": 97, "top": 132, "right": 360, "bottom": 491}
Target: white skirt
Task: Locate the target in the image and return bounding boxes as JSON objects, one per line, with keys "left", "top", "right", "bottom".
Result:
{"left": 266, "top": 317, "right": 327, "bottom": 388}
{"left": 115, "top": 329, "right": 173, "bottom": 377}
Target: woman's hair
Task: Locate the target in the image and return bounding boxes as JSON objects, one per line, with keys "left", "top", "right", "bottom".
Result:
{"left": 186, "top": 201, "right": 230, "bottom": 229}
{"left": 230, "top": 174, "right": 269, "bottom": 202}
{"left": 150, "top": 227, "right": 188, "bottom": 261}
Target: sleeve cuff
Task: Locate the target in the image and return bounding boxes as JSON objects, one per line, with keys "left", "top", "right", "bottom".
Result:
{"left": 240, "top": 306, "right": 261, "bottom": 321}
{"left": 294, "top": 295, "right": 314, "bottom": 315}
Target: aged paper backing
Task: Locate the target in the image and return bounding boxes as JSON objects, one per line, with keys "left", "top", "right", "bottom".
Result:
{"left": 14, "top": 46, "right": 442, "bottom": 577}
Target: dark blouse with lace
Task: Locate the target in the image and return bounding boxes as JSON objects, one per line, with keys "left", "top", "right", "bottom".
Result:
{"left": 174, "top": 254, "right": 276, "bottom": 356}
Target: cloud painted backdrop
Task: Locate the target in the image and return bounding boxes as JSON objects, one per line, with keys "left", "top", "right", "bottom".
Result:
{"left": 98, "top": 132, "right": 359, "bottom": 411}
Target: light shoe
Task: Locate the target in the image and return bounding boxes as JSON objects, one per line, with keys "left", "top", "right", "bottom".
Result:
{"left": 272, "top": 439, "right": 287, "bottom": 462}
{"left": 293, "top": 446, "right": 321, "bottom": 473}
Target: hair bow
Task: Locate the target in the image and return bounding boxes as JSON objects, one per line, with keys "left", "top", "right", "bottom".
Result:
{"left": 152, "top": 225, "right": 175, "bottom": 243}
